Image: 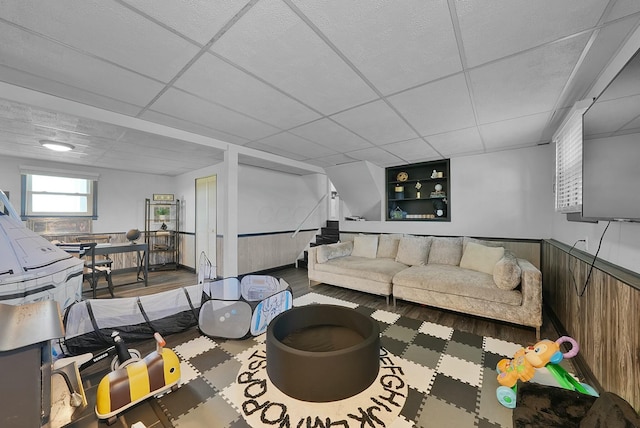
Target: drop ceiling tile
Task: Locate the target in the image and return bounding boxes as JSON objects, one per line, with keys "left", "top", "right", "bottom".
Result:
{"left": 0, "top": 23, "right": 164, "bottom": 107}
{"left": 211, "top": 0, "right": 377, "bottom": 114}
{"left": 289, "top": 118, "right": 372, "bottom": 152}
{"left": 121, "top": 0, "right": 248, "bottom": 45}
{"left": 254, "top": 132, "right": 336, "bottom": 159}
{"left": 293, "top": 0, "right": 462, "bottom": 94}
{"left": 426, "top": 127, "right": 484, "bottom": 157}
{"left": 1, "top": 0, "right": 200, "bottom": 82}
{"left": 470, "top": 35, "right": 591, "bottom": 124}
{"left": 345, "top": 146, "right": 403, "bottom": 167}
{"left": 380, "top": 138, "right": 441, "bottom": 163}
{"left": 311, "top": 153, "right": 360, "bottom": 167}
{"left": 330, "top": 100, "right": 417, "bottom": 145}
{"left": 175, "top": 53, "right": 320, "bottom": 129}
{"left": 583, "top": 94, "right": 640, "bottom": 136}
{"left": 139, "top": 110, "right": 249, "bottom": 146}
{"left": 479, "top": 112, "right": 550, "bottom": 149}
{"left": 245, "top": 141, "right": 308, "bottom": 162}
{"left": 604, "top": 0, "right": 640, "bottom": 22}
{"left": 388, "top": 73, "right": 476, "bottom": 136}
{"left": 148, "top": 88, "right": 280, "bottom": 141}
{"left": 0, "top": 65, "right": 145, "bottom": 116}
{"left": 456, "top": 0, "right": 609, "bottom": 67}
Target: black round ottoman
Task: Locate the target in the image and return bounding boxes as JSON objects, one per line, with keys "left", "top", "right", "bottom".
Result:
{"left": 266, "top": 304, "right": 380, "bottom": 402}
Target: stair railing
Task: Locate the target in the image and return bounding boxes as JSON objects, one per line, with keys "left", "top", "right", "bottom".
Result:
{"left": 291, "top": 193, "right": 328, "bottom": 238}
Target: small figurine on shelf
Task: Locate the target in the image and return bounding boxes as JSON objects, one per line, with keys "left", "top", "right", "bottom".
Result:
{"left": 160, "top": 222, "right": 168, "bottom": 231}
{"left": 415, "top": 181, "right": 422, "bottom": 199}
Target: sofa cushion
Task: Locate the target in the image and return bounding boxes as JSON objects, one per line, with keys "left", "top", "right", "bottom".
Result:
{"left": 377, "top": 234, "right": 403, "bottom": 259}
{"left": 463, "top": 236, "right": 503, "bottom": 252}
{"left": 315, "top": 256, "right": 408, "bottom": 283}
{"left": 493, "top": 250, "right": 522, "bottom": 290}
{"left": 396, "top": 236, "right": 431, "bottom": 266}
{"left": 317, "top": 241, "right": 353, "bottom": 264}
{"left": 393, "top": 264, "right": 522, "bottom": 306}
{"left": 428, "top": 237, "right": 463, "bottom": 266}
{"left": 351, "top": 235, "right": 378, "bottom": 258}
{"left": 459, "top": 242, "right": 505, "bottom": 275}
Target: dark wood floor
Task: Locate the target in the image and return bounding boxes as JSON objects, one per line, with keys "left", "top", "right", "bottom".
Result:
{"left": 101, "top": 265, "right": 555, "bottom": 345}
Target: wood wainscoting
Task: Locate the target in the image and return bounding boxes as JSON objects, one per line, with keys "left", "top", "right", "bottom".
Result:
{"left": 542, "top": 239, "right": 640, "bottom": 412}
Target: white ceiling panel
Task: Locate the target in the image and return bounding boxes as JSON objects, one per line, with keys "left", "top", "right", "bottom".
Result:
{"left": 292, "top": 0, "right": 462, "bottom": 95}
{"left": 210, "top": 0, "right": 378, "bottom": 114}
{"left": 330, "top": 100, "right": 418, "bottom": 146}
{"left": 254, "top": 131, "right": 337, "bottom": 159}
{"left": 0, "top": 1, "right": 638, "bottom": 175}
{"left": 149, "top": 88, "right": 281, "bottom": 141}
{"left": 289, "top": 118, "right": 372, "bottom": 152}
{"left": 426, "top": 127, "right": 484, "bottom": 157}
{"left": 388, "top": 74, "right": 477, "bottom": 136}
{"left": 139, "top": 110, "right": 250, "bottom": 146}
{"left": 479, "top": 112, "right": 550, "bottom": 150}
{"left": 345, "top": 146, "right": 403, "bottom": 167}
{"left": 456, "top": 0, "right": 609, "bottom": 67}
{"left": 380, "top": 138, "right": 441, "bottom": 164}
{"left": 0, "top": 23, "right": 164, "bottom": 107}
{"left": 470, "top": 35, "right": 591, "bottom": 124}
{"left": 0, "top": 0, "right": 200, "bottom": 83}
{"left": 121, "top": 0, "right": 248, "bottom": 45}
{"left": 175, "top": 53, "right": 320, "bottom": 129}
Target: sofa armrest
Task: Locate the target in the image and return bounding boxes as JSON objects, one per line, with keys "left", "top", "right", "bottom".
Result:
{"left": 308, "top": 246, "right": 318, "bottom": 272}
{"left": 518, "top": 258, "right": 543, "bottom": 330}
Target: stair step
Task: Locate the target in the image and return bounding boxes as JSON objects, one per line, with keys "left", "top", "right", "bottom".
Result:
{"left": 321, "top": 227, "right": 339, "bottom": 237}
{"left": 326, "top": 220, "right": 339, "bottom": 230}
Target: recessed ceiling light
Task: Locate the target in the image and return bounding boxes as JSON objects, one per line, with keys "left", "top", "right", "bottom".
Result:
{"left": 40, "top": 140, "right": 75, "bottom": 152}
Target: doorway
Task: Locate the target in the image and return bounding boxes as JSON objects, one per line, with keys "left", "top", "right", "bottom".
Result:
{"left": 195, "top": 175, "right": 217, "bottom": 277}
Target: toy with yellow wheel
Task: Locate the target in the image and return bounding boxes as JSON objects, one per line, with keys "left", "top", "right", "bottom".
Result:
{"left": 95, "top": 332, "right": 181, "bottom": 425}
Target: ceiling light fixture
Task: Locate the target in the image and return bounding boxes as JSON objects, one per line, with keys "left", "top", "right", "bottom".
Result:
{"left": 40, "top": 140, "right": 75, "bottom": 152}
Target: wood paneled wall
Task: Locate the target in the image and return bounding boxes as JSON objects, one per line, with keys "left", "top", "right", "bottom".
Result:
{"left": 542, "top": 240, "right": 640, "bottom": 412}
{"left": 236, "top": 230, "right": 317, "bottom": 275}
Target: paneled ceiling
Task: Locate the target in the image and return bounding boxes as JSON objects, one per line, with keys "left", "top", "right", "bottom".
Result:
{"left": 1, "top": 0, "right": 639, "bottom": 176}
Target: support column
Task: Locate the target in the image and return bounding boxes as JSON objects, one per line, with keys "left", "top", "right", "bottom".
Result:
{"left": 223, "top": 146, "right": 239, "bottom": 277}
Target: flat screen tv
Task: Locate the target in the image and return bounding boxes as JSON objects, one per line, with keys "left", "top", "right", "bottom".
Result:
{"left": 581, "top": 47, "right": 640, "bottom": 222}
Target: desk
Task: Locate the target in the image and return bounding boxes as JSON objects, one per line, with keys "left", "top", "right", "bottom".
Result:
{"left": 94, "top": 243, "right": 148, "bottom": 287}
{"left": 58, "top": 242, "right": 148, "bottom": 298}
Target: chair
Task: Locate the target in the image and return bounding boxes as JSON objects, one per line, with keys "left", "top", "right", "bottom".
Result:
{"left": 76, "top": 235, "right": 114, "bottom": 298}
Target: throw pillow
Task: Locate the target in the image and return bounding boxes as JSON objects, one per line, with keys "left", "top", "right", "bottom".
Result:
{"left": 462, "top": 236, "right": 502, "bottom": 252}
{"left": 493, "top": 250, "right": 522, "bottom": 290}
{"left": 395, "top": 236, "right": 431, "bottom": 266}
{"left": 428, "top": 237, "right": 463, "bottom": 265}
{"left": 317, "top": 241, "right": 353, "bottom": 264}
{"left": 459, "top": 242, "right": 505, "bottom": 275}
{"left": 351, "top": 235, "right": 379, "bottom": 258}
{"left": 377, "top": 234, "right": 402, "bottom": 259}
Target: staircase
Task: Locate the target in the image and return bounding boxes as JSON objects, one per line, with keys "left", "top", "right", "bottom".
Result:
{"left": 297, "top": 220, "right": 339, "bottom": 268}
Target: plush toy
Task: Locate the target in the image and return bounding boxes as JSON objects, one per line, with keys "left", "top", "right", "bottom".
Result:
{"left": 496, "top": 336, "right": 579, "bottom": 388}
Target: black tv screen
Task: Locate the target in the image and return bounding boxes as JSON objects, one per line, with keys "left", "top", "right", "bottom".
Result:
{"left": 581, "top": 47, "right": 640, "bottom": 222}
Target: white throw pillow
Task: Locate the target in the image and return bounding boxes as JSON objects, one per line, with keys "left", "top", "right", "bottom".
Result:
{"left": 395, "top": 236, "right": 431, "bottom": 266}
{"left": 351, "top": 235, "right": 379, "bottom": 258}
{"left": 428, "top": 237, "right": 463, "bottom": 265}
{"left": 377, "top": 234, "right": 402, "bottom": 259}
{"left": 459, "top": 242, "right": 505, "bottom": 275}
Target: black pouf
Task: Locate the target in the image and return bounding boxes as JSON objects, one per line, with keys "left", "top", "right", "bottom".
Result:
{"left": 266, "top": 304, "right": 380, "bottom": 402}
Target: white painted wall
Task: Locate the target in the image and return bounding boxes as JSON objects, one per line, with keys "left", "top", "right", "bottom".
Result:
{"left": 341, "top": 145, "right": 555, "bottom": 239}
{"left": 0, "top": 156, "right": 173, "bottom": 232}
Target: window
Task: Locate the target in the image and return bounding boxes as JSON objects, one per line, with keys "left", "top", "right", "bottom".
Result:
{"left": 554, "top": 105, "right": 588, "bottom": 213}
{"left": 21, "top": 169, "right": 98, "bottom": 219}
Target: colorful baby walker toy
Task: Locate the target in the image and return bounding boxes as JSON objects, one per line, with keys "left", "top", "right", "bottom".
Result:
{"left": 495, "top": 336, "right": 599, "bottom": 408}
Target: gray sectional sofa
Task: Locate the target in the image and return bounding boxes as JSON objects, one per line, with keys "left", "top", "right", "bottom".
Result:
{"left": 307, "top": 234, "right": 542, "bottom": 338}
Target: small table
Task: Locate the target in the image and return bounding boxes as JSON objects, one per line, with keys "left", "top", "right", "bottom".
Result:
{"left": 94, "top": 242, "right": 149, "bottom": 287}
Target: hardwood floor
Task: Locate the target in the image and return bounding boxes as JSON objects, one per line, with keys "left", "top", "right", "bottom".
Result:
{"left": 101, "top": 265, "right": 556, "bottom": 345}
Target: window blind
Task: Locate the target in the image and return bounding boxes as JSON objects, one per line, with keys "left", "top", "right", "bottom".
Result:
{"left": 554, "top": 108, "right": 586, "bottom": 213}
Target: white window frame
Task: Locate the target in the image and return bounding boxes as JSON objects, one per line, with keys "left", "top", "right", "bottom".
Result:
{"left": 554, "top": 102, "right": 589, "bottom": 213}
{"left": 20, "top": 166, "right": 99, "bottom": 219}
